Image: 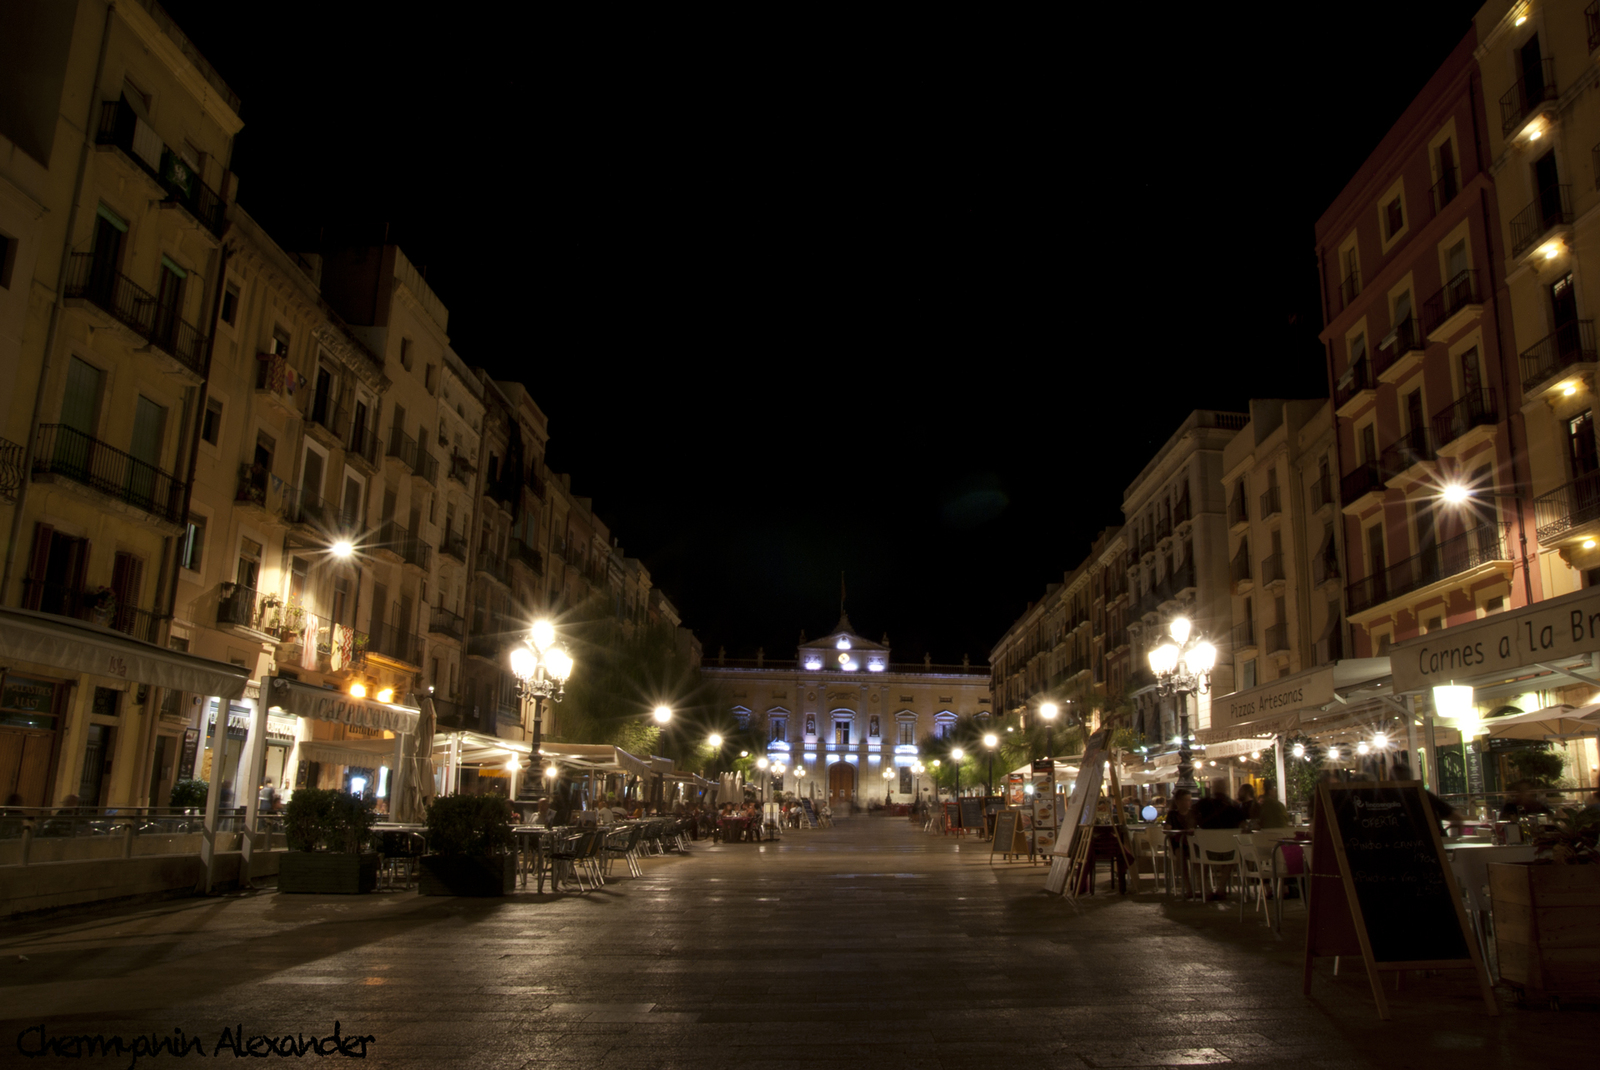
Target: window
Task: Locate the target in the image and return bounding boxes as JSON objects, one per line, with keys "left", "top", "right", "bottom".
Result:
{"left": 1242, "top": 659, "right": 1257, "bottom": 690}
{"left": 181, "top": 514, "right": 205, "bottom": 572}
{"left": 201, "top": 397, "right": 221, "bottom": 445}
{"left": 399, "top": 337, "right": 413, "bottom": 370}
{"left": 332, "top": 576, "right": 350, "bottom": 625}
{"left": 898, "top": 721, "right": 914, "bottom": 745}
{"left": 835, "top": 720, "right": 850, "bottom": 745}
{"left": 1359, "top": 422, "right": 1377, "bottom": 464}
{"left": 425, "top": 364, "right": 437, "bottom": 394}
{"left": 1384, "top": 196, "right": 1404, "bottom": 239}
{"left": 771, "top": 719, "right": 786, "bottom": 743}
{"left": 0, "top": 231, "right": 14, "bottom": 290}
{"left": 220, "top": 284, "right": 238, "bottom": 324}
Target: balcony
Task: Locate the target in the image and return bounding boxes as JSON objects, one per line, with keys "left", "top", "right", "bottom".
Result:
{"left": 374, "top": 521, "right": 431, "bottom": 571}
{"left": 1264, "top": 622, "right": 1290, "bottom": 656}
{"left": 526, "top": 469, "right": 546, "bottom": 500}
{"left": 1335, "top": 357, "right": 1377, "bottom": 417}
{"left": 1345, "top": 525, "right": 1507, "bottom": 616}
{"left": 1510, "top": 185, "right": 1572, "bottom": 260}
{"left": 1340, "top": 268, "right": 1361, "bottom": 312}
{"left": 1155, "top": 513, "right": 1173, "bottom": 543}
{"left": 447, "top": 451, "right": 475, "bottom": 487}
{"left": 412, "top": 444, "right": 439, "bottom": 486}
{"left": 1499, "top": 56, "right": 1557, "bottom": 136}
{"left": 1520, "top": 320, "right": 1596, "bottom": 397}
{"left": 1315, "top": 628, "right": 1344, "bottom": 667}
{"left": 23, "top": 579, "right": 165, "bottom": 644}
{"left": 254, "top": 352, "right": 296, "bottom": 413}
{"left": 1135, "top": 586, "right": 1159, "bottom": 618}
{"left": 1173, "top": 494, "right": 1192, "bottom": 528}
{"left": 1231, "top": 620, "right": 1257, "bottom": 653}
{"left": 62, "top": 253, "right": 206, "bottom": 378}
{"left": 95, "top": 98, "right": 226, "bottom": 237}
{"left": 304, "top": 393, "right": 342, "bottom": 446}
{"left": 1375, "top": 316, "right": 1426, "bottom": 385}
{"left": 1312, "top": 546, "right": 1340, "bottom": 587}
{"left": 1422, "top": 271, "right": 1482, "bottom": 341}
{"left": 1590, "top": 2, "right": 1600, "bottom": 54}
{"left": 1230, "top": 547, "right": 1252, "bottom": 590}
{"left": 510, "top": 538, "right": 544, "bottom": 577}
{"left": 285, "top": 489, "right": 356, "bottom": 535}
{"left": 1259, "top": 485, "right": 1282, "bottom": 520}
{"left": 1311, "top": 473, "right": 1335, "bottom": 512}
{"left": 1171, "top": 559, "right": 1196, "bottom": 595}
{"left": 431, "top": 697, "right": 474, "bottom": 731}
{"left": 343, "top": 408, "right": 379, "bottom": 469}
{"left": 1228, "top": 487, "right": 1249, "bottom": 531}
{"left": 367, "top": 623, "right": 422, "bottom": 668}
{"left": 386, "top": 428, "right": 417, "bottom": 473}
{"left": 216, "top": 583, "right": 262, "bottom": 629}
{"left": 1430, "top": 166, "right": 1460, "bottom": 219}
{"left": 1260, "top": 552, "right": 1286, "bottom": 588}
{"left": 476, "top": 549, "right": 510, "bottom": 587}
{"left": 1432, "top": 388, "right": 1500, "bottom": 455}
{"left": 1341, "top": 460, "right": 1385, "bottom": 513}
{"left": 1534, "top": 471, "right": 1600, "bottom": 542}
{"left": 1137, "top": 530, "right": 1155, "bottom": 558}
{"left": 32, "top": 424, "right": 184, "bottom": 525}
{"left": 1379, "top": 426, "right": 1436, "bottom": 486}
{"left": 440, "top": 530, "right": 468, "bottom": 564}
{"left": 427, "top": 606, "right": 465, "bottom": 642}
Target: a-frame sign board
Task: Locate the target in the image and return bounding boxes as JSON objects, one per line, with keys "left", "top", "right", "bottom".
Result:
{"left": 1045, "top": 728, "right": 1115, "bottom": 895}
{"left": 1302, "top": 781, "right": 1497, "bottom": 1019}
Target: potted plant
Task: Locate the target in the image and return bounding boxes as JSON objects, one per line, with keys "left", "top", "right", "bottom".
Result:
{"left": 277, "top": 788, "right": 379, "bottom": 894}
{"left": 1489, "top": 806, "right": 1600, "bottom": 1006}
{"left": 418, "top": 793, "right": 516, "bottom": 896}
{"left": 86, "top": 586, "right": 117, "bottom": 626}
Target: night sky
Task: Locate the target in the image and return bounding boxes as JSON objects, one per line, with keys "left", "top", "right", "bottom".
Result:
{"left": 159, "top": 2, "right": 1484, "bottom": 664}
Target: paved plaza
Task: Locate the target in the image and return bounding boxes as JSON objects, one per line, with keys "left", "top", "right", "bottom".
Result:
{"left": 1, "top": 816, "right": 1589, "bottom": 1070}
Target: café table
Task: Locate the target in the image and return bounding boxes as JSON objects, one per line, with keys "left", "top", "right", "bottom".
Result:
{"left": 1264, "top": 835, "right": 1312, "bottom": 935}
{"left": 1444, "top": 842, "right": 1535, "bottom": 964}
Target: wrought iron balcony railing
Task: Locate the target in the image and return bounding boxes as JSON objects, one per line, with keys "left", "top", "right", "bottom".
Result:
{"left": 1422, "top": 270, "right": 1480, "bottom": 336}
{"left": 95, "top": 98, "right": 226, "bottom": 236}
{"left": 1534, "top": 470, "right": 1600, "bottom": 542}
{"left": 1341, "top": 459, "right": 1385, "bottom": 504}
{"left": 427, "top": 606, "right": 465, "bottom": 641}
{"left": 1335, "top": 357, "right": 1375, "bottom": 410}
{"left": 1520, "top": 320, "right": 1596, "bottom": 393}
{"left": 367, "top": 623, "right": 422, "bottom": 667}
{"left": 476, "top": 549, "right": 509, "bottom": 586}
{"left": 1379, "top": 425, "right": 1435, "bottom": 478}
{"left": 33, "top": 424, "right": 184, "bottom": 523}
{"left": 1259, "top": 485, "right": 1282, "bottom": 519}
{"left": 0, "top": 435, "right": 21, "bottom": 504}
{"left": 1431, "top": 388, "right": 1499, "bottom": 448}
{"left": 374, "top": 521, "right": 431, "bottom": 570}
{"left": 1311, "top": 473, "right": 1335, "bottom": 511}
{"left": 63, "top": 253, "right": 206, "bottom": 375}
{"left": 1260, "top": 553, "right": 1285, "bottom": 585}
{"left": 1345, "top": 525, "right": 1506, "bottom": 615}
{"left": 1510, "top": 185, "right": 1573, "bottom": 259}
{"left": 24, "top": 579, "right": 164, "bottom": 643}
{"left": 1373, "top": 316, "right": 1424, "bottom": 379}
{"left": 1312, "top": 547, "right": 1340, "bottom": 586}
{"left": 1499, "top": 56, "right": 1557, "bottom": 136}
{"left": 1430, "top": 166, "right": 1460, "bottom": 218}
{"left": 1264, "top": 622, "right": 1290, "bottom": 655}
{"left": 510, "top": 539, "right": 543, "bottom": 576}
{"left": 441, "top": 531, "right": 468, "bottom": 563}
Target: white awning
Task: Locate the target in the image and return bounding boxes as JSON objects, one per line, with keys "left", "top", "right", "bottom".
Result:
{"left": 537, "top": 742, "right": 654, "bottom": 777}
{"left": 0, "top": 606, "right": 249, "bottom": 698}
{"left": 264, "top": 675, "right": 419, "bottom": 734}
{"left": 296, "top": 737, "right": 401, "bottom": 767}
{"left": 432, "top": 730, "right": 532, "bottom": 768}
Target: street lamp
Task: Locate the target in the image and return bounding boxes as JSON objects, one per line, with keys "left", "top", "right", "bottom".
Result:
{"left": 1146, "top": 616, "right": 1216, "bottom": 793}
{"left": 951, "top": 746, "right": 964, "bottom": 799}
{"left": 983, "top": 733, "right": 998, "bottom": 796}
{"left": 509, "top": 619, "right": 574, "bottom": 777}
{"left": 1039, "top": 702, "right": 1058, "bottom": 762}
{"left": 883, "top": 764, "right": 895, "bottom": 805}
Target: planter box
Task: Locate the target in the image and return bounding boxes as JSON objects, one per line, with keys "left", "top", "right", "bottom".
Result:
{"left": 418, "top": 854, "right": 515, "bottom": 897}
{"left": 277, "top": 851, "right": 378, "bottom": 894}
{"left": 1489, "top": 861, "right": 1600, "bottom": 1000}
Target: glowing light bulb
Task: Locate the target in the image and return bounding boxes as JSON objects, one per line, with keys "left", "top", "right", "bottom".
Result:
{"left": 349, "top": 683, "right": 366, "bottom": 699}
{"left": 376, "top": 687, "right": 394, "bottom": 704}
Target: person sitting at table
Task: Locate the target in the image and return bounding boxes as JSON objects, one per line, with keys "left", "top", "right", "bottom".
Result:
{"left": 1255, "top": 788, "right": 1290, "bottom": 830}
{"left": 1237, "top": 783, "right": 1259, "bottom": 825}
{"left": 1498, "top": 780, "right": 1553, "bottom": 821}
{"left": 1390, "top": 762, "right": 1462, "bottom": 832}
{"left": 1197, "top": 779, "right": 1246, "bottom": 830}
{"left": 533, "top": 798, "right": 554, "bottom": 827}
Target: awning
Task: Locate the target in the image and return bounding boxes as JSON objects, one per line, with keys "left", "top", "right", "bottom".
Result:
{"left": 0, "top": 606, "right": 250, "bottom": 699}
{"left": 537, "top": 742, "right": 654, "bottom": 778}
{"left": 1480, "top": 704, "right": 1600, "bottom": 741}
{"left": 296, "top": 737, "right": 401, "bottom": 767}
{"left": 432, "top": 730, "right": 531, "bottom": 768}
{"left": 1199, "top": 658, "right": 1391, "bottom": 743}
{"left": 264, "top": 675, "right": 419, "bottom": 734}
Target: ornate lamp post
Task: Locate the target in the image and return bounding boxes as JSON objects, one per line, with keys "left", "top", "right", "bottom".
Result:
{"left": 509, "top": 619, "right": 574, "bottom": 779}
{"left": 1146, "top": 616, "right": 1216, "bottom": 793}
{"left": 951, "top": 746, "right": 964, "bottom": 799}
{"left": 1039, "top": 702, "right": 1058, "bottom": 762}
{"left": 983, "top": 733, "right": 998, "bottom": 795}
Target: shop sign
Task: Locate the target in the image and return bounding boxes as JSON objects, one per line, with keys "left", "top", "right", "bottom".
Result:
{"left": 178, "top": 727, "right": 200, "bottom": 780}
{"left": 265, "top": 676, "right": 418, "bottom": 734}
{"left": 1214, "top": 668, "right": 1336, "bottom": 732}
{"left": 1391, "top": 585, "right": 1600, "bottom": 693}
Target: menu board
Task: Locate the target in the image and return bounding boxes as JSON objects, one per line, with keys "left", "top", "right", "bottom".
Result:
{"left": 960, "top": 797, "right": 985, "bottom": 833}
{"left": 800, "top": 797, "right": 817, "bottom": 827}
{"left": 1303, "top": 782, "right": 1495, "bottom": 1019}
{"left": 990, "top": 811, "right": 1024, "bottom": 859}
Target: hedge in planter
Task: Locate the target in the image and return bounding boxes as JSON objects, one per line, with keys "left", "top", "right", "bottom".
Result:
{"left": 277, "top": 788, "right": 379, "bottom": 895}
{"left": 418, "top": 793, "right": 516, "bottom": 896}
{"left": 1490, "top": 806, "right": 1600, "bottom": 1005}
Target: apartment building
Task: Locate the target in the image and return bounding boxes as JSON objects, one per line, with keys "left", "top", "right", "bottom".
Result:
{"left": 1221, "top": 399, "right": 1346, "bottom": 690}
{"left": 0, "top": 0, "right": 247, "bottom": 809}
{"left": 1317, "top": 24, "right": 1537, "bottom": 658}
{"left": 425, "top": 347, "right": 483, "bottom": 722}
{"left": 1123, "top": 410, "right": 1244, "bottom": 748}
{"left": 1475, "top": 1, "right": 1600, "bottom": 598}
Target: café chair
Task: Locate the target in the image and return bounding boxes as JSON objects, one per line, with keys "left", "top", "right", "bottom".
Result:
{"left": 1188, "top": 829, "right": 1242, "bottom": 903}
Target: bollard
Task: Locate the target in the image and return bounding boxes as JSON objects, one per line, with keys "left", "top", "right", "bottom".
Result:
{"left": 20, "top": 821, "right": 33, "bottom": 866}
{"left": 122, "top": 821, "right": 135, "bottom": 859}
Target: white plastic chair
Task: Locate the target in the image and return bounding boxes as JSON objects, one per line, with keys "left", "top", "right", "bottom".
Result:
{"left": 1133, "top": 825, "right": 1168, "bottom": 893}
{"left": 1188, "top": 829, "right": 1242, "bottom": 902}
{"left": 1233, "top": 833, "right": 1272, "bottom": 921}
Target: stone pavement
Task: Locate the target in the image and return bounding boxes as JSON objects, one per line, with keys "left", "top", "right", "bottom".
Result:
{"left": 1, "top": 814, "right": 1591, "bottom": 1069}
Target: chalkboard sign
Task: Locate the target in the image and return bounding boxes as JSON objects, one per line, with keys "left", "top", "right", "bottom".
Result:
{"left": 990, "top": 811, "right": 1024, "bottom": 860}
{"left": 944, "top": 801, "right": 960, "bottom": 832}
{"left": 960, "top": 797, "right": 985, "bottom": 833}
{"left": 1303, "top": 782, "right": 1495, "bottom": 1019}
{"left": 800, "top": 798, "right": 817, "bottom": 827}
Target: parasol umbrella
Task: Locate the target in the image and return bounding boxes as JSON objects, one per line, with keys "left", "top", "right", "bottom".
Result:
{"left": 1481, "top": 703, "right": 1600, "bottom": 741}
{"left": 396, "top": 695, "right": 438, "bottom": 823}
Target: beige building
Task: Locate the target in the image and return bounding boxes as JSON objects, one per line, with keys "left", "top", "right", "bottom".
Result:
{"left": 705, "top": 615, "right": 989, "bottom": 807}
{"left": 1221, "top": 399, "right": 1346, "bottom": 691}
{"left": 0, "top": 0, "right": 247, "bottom": 809}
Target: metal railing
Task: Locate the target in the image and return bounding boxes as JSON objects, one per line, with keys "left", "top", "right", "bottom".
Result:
{"left": 511, "top": 539, "right": 543, "bottom": 576}
{"left": 1230, "top": 547, "right": 1252, "bottom": 587}
{"left": 306, "top": 394, "right": 342, "bottom": 439}
{"left": 216, "top": 582, "right": 261, "bottom": 629}
{"left": 1432, "top": 388, "right": 1499, "bottom": 448}
{"left": 1228, "top": 487, "right": 1248, "bottom": 527}
{"left": 1430, "top": 166, "right": 1460, "bottom": 218}
{"left": 526, "top": 470, "right": 546, "bottom": 500}
{"left": 1335, "top": 357, "right": 1375, "bottom": 410}
{"left": 1261, "top": 552, "right": 1285, "bottom": 585}
{"left": 1137, "top": 530, "right": 1155, "bottom": 557}
{"left": 1379, "top": 425, "right": 1435, "bottom": 477}
{"left": 441, "top": 531, "right": 468, "bottom": 563}
{"left": 1259, "top": 485, "right": 1282, "bottom": 519}
{"left": 1231, "top": 620, "right": 1255, "bottom": 651}
{"left": 367, "top": 623, "right": 422, "bottom": 667}
{"left": 476, "top": 549, "right": 509, "bottom": 586}
{"left": 448, "top": 451, "right": 474, "bottom": 486}
{"left": 23, "top": 579, "right": 164, "bottom": 643}
{"left": 1312, "top": 547, "right": 1340, "bottom": 586}
{"left": 1499, "top": 56, "right": 1557, "bottom": 135}
{"left": 1345, "top": 525, "right": 1506, "bottom": 615}
{"left": 1311, "top": 473, "right": 1335, "bottom": 511}
{"left": 95, "top": 98, "right": 226, "bottom": 235}
{"left": 63, "top": 253, "right": 206, "bottom": 375}
{"left": 33, "top": 424, "right": 184, "bottom": 523}
{"left": 1520, "top": 320, "right": 1596, "bottom": 392}
{"left": 413, "top": 444, "right": 438, "bottom": 485}
{"left": 1589, "top": 1, "right": 1600, "bottom": 54}
{"left": 387, "top": 427, "right": 417, "bottom": 472}
{"left": 1171, "top": 559, "right": 1196, "bottom": 593}
{"left": 343, "top": 408, "right": 379, "bottom": 466}
{"left": 1316, "top": 629, "right": 1344, "bottom": 666}
{"left": 1372, "top": 316, "right": 1424, "bottom": 381}
{"left": 374, "top": 520, "right": 431, "bottom": 570}
{"left": 1534, "top": 471, "right": 1600, "bottom": 541}
{"left": 1155, "top": 513, "right": 1172, "bottom": 542}
{"left": 1510, "top": 185, "right": 1572, "bottom": 258}
{"left": 1341, "top": 459, "right": 1384, "bottom": 504}
{"left": 427, "top": 606, "right": 465, "bottom": 641}
{"left": 0, "top": 435, "right": 21, "bottom": 503}
{"left": 1173, "top": 495, "right": 1191, "bottom": 527}
{"left": 1422, "top": 270, "right": 1481, "bottom": 336}
{"left": 1264, "top": 622, "right": 1290, "bottom": 655}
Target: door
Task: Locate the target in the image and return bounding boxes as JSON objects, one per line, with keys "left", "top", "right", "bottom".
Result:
{"left": 1404, "top": 390, "right": 1426, "bottom": 452}
{"left": 311, "top": 367, "right": 333, "bottom": 427}
{"left": 79, "top": 724, "right": 114, "bottom": 808}
{"left": 1445, "top": 240, "right": 1470, "bottom": 307}
{"left": 300, "top": 448, "right": 325, "bottom": 522}
{"left": 128, "top": 396, "right": 166, "bottom": 510}
{"left": 153, "top": 261, "right": 184, "bottom": 351}
{"left": 1367, "top": 523, "right": 1387, "bottom": 600}
{"left": 1535, "top": 149, "right": 1562, "bottom": 231}
{"left": 1436, "top": 140, "right": 1457, "bottom": 204}
{"left": 88, "top": 212, "right": 124, "bottom": 303}
{"left": 1413, "top": 501, "right": 1439, "bottom": 585}
{"left": 827, "top": 761, "right": 855, "bottom": 808}
{"left": 1459, "top": 346, "right": 1483, "bottom": 411}
{"left": 1552, "top": 273, "right": 1579, "bottom": 361}
{"left": 59, "top": 356, "right": 103, "bottom": 475}
{"left": 1520, "top": 35, "right": 1545, "bottom": 109}
{"left": 110, "top": 551, "right": 143, "bottom": 637}
{"left": 1569, "top": 411, "right": 1600, "bottom": 525}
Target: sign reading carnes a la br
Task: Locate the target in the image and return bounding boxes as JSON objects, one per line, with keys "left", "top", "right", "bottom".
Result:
{"left": 1391, "top": 585, "right": 1600, "bottom": 693}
